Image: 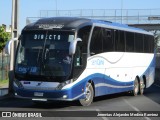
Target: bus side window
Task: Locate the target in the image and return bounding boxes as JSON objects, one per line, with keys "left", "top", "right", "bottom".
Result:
{"left": 115, "top": 30, "right": 125, "bottom": 52}
{"left": 102, "top": 28, "right": 114, "bottom": 52}
{"left": 90, "top": 27, "right": 103, "bottom": 55}
{"left": 150, "top": 36, "right": 154, "bottom": 53}
{"left": 144, "top": 35, "right": 154, "bottom": 53}
{"left": 126, "top": 32, "right": 134, "bottom": 52}
{"left": 78, "top": 27, "right": 91, "bottom": 54}
{"left": 75, "top": 26, "right": 91, "bottom": 66}
{"left": 135, "top": 33, "right": 143, "bottom": 52}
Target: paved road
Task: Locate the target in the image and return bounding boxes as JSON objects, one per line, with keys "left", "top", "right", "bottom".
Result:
{"left": 0, "top": 82, "right": 160, "bottom": 120}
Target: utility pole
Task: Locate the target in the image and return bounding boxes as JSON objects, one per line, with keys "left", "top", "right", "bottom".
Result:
{"left": 11, "top": 0, "right": 19, "bottom": 39}
{"left": 121, "top": 0, "right": 123, "bottom": 24}
{"left": 9, "top": 0, "right": 19, "bottom": 93}
{"left": 55, "top": 0, "right": 57, "bottom": 16}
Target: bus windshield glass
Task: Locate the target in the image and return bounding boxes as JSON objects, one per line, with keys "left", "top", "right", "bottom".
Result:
{"left": 15, "top": 31, "right": 75, "bottom": 81}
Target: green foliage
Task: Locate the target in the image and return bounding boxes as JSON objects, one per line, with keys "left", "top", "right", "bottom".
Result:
{"left": 0, "top": 26, "right": 11, "bottom": 52}
{"left": 0, "top": 79, "right": 9, "bottom": 88}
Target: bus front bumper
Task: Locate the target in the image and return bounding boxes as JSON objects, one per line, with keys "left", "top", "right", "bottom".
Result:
{"left": 13, "top": 86, "right": 85, "bottom": 101}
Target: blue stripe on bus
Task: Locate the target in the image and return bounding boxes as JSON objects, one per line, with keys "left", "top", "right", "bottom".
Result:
{"left": 73, "top": 73, "right": 134, "bottom": 97}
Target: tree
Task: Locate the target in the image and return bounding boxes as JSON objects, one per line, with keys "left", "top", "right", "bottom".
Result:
{"left": 153, "top": 31, "right": 160, "bottom": 53}
{"left": 0, "top": 26, "right": 11, "bottom": 52}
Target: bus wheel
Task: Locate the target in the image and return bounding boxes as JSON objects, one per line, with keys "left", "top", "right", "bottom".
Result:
{"left": 140, "top": 80, "right": 145, "bottom": 95}
{"left": 79, "top": 82, "right": 94, "bottom": 106}
{"left": 33, "top": 101, "right": 45, "bottom": 105}
{"left": 132, "top": 78, "right": 139, "bottom": 96}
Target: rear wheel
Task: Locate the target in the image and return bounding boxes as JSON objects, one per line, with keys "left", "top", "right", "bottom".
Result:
{"left": 139, "top": 79, "right": 145, "bottom": 95}
{"left": 132, "top": 78, "right": 139, "bottom": 96}
{"left": 79, "top": 82, "right": 94, "bottom": 106}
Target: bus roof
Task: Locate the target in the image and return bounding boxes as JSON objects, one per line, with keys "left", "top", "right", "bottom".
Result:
{"left": 24, "top": 17, "right": 92, "bottom": 31}
{"left": 23, "top": 17, "right": 153, "bottom": 35}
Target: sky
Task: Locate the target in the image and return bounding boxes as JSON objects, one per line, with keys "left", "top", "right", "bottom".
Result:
{"left": 1, "top": 0, "right": 160, "bottom": 33}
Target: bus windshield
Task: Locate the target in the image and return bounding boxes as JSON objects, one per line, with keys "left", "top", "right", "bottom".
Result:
{"left": 15, "top": 31, "right": 75, "bottom": 81}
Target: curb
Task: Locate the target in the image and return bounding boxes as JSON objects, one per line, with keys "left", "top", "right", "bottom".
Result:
{"left": 0, "top": 88, "right": 8, "bottom": 96}
{"left": 0, "top": 93, "right": 14, "bottom": 100}
{"left": 0, "top": 88, "right": 14, "bottom": 100}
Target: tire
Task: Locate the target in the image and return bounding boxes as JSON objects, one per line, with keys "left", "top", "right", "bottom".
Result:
{"left": 33, "top": 101, "right": 45, "bottom": 104}
{"left": 139, "top": 79, "right": 145, "bottom": 95}
{"left": 79, "top": 82, "right": 94, "bottom": 106}
{"left": 132, "top": 78, "right": 139, "bottom": 96}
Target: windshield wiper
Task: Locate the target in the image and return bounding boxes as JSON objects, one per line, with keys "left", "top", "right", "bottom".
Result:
{"left": 45, "top": 48, "right": 49, "bottom": 60}
{"left": 40, "top": 31, "right": 48, "bottom": 75}
{"left": 37, "top": 48, "right": 42, "bottom": 64}
{"left": 41, "top": 31, "right": 48, "bottom": 62}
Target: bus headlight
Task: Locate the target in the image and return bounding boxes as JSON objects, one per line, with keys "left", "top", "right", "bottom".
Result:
{"left": 56, "top": 79, "right": 73, "bottom": 90}
{"left": 14, "top": 79, "right": 24, "bottom": 88}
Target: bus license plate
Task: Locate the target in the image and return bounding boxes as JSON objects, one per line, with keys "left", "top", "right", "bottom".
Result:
{"left": 34, "top": 92, "right": 44, "bottom": 97}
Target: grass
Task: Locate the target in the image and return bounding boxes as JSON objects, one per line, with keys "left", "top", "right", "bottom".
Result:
{"left": 0, "top": 79, "right": 9, "bottom": 88}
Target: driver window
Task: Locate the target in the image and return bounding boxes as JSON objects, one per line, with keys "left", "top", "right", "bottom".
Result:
{"left": 74, "top": 26, "right": 91, "bottom": 67}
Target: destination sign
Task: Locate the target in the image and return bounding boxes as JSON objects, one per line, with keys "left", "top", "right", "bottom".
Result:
{"left": 37, "top": 24, "right": 64, "bottom": 29}
{"left": 34, "top": 34, "right": 61, "bottom": 40}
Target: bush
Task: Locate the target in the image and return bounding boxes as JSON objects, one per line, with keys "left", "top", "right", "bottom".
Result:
{"left": 0, "top": 26, "right": 11, "bottom": 52}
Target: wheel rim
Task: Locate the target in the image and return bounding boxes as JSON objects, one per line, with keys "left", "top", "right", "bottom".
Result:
{"left": 85, "top": 84, "right": 91, "bottom": 101}
{"left": 134, "top": 80, "right": 139, "bottom": 95}
{"left": 140, "top": 88, "right": 144, "bottom": 94}
{"left": 140, "top": 82, "right": 144, "bottom": 94}
{"left": 79, "top": 82, "right": 94, "bottom": 106}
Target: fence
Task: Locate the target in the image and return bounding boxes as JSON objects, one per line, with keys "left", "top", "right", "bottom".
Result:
{"left": 27, "top": 9, "right": 160, "bottom": 25}
{"left": 0, "top": 52, "right": 10, "bottom": 81}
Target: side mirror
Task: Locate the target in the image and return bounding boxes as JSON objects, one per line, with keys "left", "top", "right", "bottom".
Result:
{"left": 4, "top": 38, "right": 18, "bottom": 55}
{"left": 69, "top": 38, "right": 82, "bottom": 55}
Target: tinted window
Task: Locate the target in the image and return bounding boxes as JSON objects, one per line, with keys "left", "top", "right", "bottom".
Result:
{"left": 90, "top": 27, "right": 154, "bottom": 53}
{"left": 135, "top": 33, "right": 143, "bottom": 52}
{"left": 102, "top": 28, "right": 114, "bottom": 52}
{"left": 144, "top": 35, "right": 155, "bottom": 53}
{"left": 150, "top": 36, "right": 154, "bottom": 53}
{"left": 115, "top": 30, "right": 125, "bottom": 52}
{"left": 78, "top": 26, "right": 91, "bottom": 53}
{"left": 126, "top": 32, "right": 134, "bottom": 52}
{"left": 90, "top": 27, "right": 103, "bottom": 55}
{"left": 144, "top": 35, "right": 150, "bottom": 53}
{"left": 149, "top": 35, "right": 154, "bottom": 53}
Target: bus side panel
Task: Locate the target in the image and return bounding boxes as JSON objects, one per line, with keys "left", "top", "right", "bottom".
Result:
{"left": 77, "top": 72, "right": 134, "bottom": 97}
{"left": 142, "top": 55, "right": 156, "bottom": 88}
{"left": 94, "top": 73, "right": 134, "bottom": 96}
{"left": 63, "top": 52, "right": 155, "bottom": 99}
{"left": 85, "top": 52, "right": 155, "bottom": 97}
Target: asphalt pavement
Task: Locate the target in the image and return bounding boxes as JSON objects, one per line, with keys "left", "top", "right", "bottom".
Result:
{"left": 0, "top": 81, "right": 160, "bottom": 120}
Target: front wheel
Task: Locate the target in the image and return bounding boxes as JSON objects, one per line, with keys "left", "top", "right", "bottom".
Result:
{"left": 79, "top": 82, "right": 94, "bottom": 106}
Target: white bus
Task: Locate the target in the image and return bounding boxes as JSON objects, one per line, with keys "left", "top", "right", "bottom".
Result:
{"left": 11, "top": 17, "right": 155, "bottom": 106}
